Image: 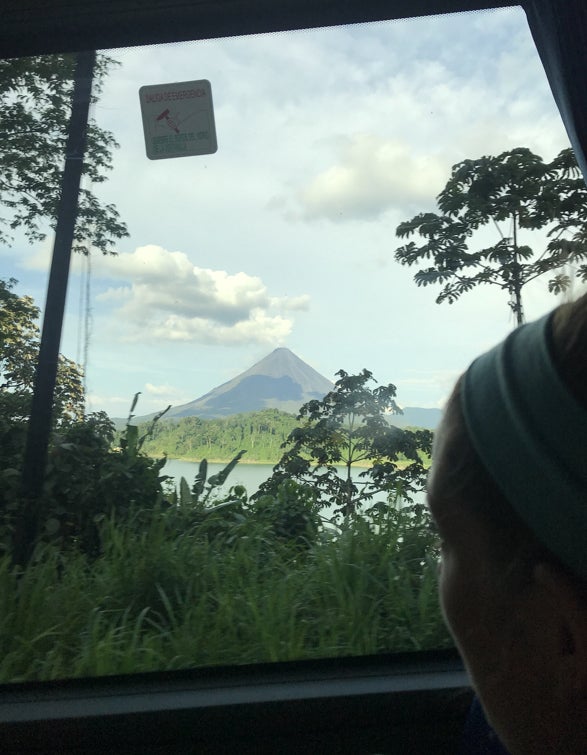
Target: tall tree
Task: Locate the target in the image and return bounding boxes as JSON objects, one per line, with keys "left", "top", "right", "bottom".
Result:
{"left": 257, "top": 369, "right": 431, "bottom": 516}
{"left": 394, "top": 147, "right": 587, "bottom": 325}
{"left": 0, "top": 54, "right": 128, "bottom": 255}
{"left": 0, "top": 278, "right": 84, "bottom": 428}
{"left": 0, "top": 277, "right": 84, "bottom": 520}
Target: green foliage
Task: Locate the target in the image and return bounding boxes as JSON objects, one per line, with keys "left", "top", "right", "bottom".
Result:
{"left": 0, "top": 54, "right": 128, "bottom": 254}
{"left": 137, "top": 408, "right": 300, "bottom": 462}
{"left": 0, "top": 281, "right": 168, "bottom": 557}
{"left": 168, "top": 451, "right": 246, "bottom": 508}
{"left": 164, "top": 451, "right": 249, "bottom": 532}
{"left": 252, "top": 479, "right": 322, "bottom": 545}
{"left": 0, "top": 278, "right": 88, "bottom": 551}
{"left": 39, "top": 408, "right": 169, "bottom": 556}
{"left": 394, "top": 147, "right": 587, "bottom": 324}
{"left": 0, "top": 279, "right": 447, "bottom": 679}
{"left": 122, "top": 392, "right": 171, "bottom": 459}
{"left": 0, "top": 501, "right": 451, "bottom": 682}
{"left": 258, "top": 369, "right": 432, "bottom": 515}
{"left": 0, "top": 278, "right": 39, "bottom": 421}
{"left": 0, "top": 387, "right": 170, "bottom": 558}
{"left": 0, "top": 278, "right": 84, "bottom": 428}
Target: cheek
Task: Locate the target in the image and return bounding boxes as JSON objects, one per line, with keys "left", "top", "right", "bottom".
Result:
{"left": 437, "top": 549, "right": 484, "bottom": 657}
{"left": 437, "top": 551, "right": 461, "bottom": 636}
{"left": 438, "top": 551, "right": 515, "bottom": 706}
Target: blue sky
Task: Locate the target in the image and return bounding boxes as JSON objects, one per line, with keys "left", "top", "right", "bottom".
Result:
{"left": 3, "top": 7, "right": 583, "bottom": 418}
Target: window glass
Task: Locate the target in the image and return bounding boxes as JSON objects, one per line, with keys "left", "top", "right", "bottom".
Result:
{"left": 0, "top": 6, "right": 574, "bottom": 682}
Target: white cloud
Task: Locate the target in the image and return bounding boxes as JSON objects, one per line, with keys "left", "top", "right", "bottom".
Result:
{"left": 283, "top": 135, "right": 448, "bottom": 222}
{"left": 145, "top": 382, "right": 186, "bottom": 399}
{"left": 151, "top": 310, "right": 292, "bottom": 344}
{"left": 21, "top": 236, "right": 97, "bottom": 273}
{"left": 20, "top": 239, "right": 52, "bottom": 270}
{"left": 269, "top": 294, "right": 310, "bottom": 311}
{"left": 395, "top": 371, "right": 462, "bottom": 409}
{"left": 86, "top": 388, "right": 185, "bottom": 418}
{"left": 95, "top": 244, "right": 305, "bottom": 345}
{"left": 8, "top": 9, "right": 573, "bottom": 417}
{"left": 85, "top": 393, "right": 136, "bottom": 417}
{"left": 142, "top": 383, "right": 193, "bottom": 410}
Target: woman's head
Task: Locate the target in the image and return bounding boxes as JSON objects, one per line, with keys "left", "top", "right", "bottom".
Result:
{"left": 428, "top": 293, "right": 587, "bottom": 755}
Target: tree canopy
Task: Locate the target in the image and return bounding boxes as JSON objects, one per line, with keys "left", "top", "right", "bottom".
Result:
{"left": 256, "top": 369, "right": 432, "bottom": 516}
{"left": 0, "top": 278, "right": 84, "bottom": 427}
{"left": 137, "top": 408, "right": 300, "bottom": 463}
{"left": 0, "top": 277, "right": 85, "bottom": 555}
{"left": 0, "top": 54, "right": 128, "bottom": 255}
{"left": 394, "top": 147, "right": 587, "bottom": 324}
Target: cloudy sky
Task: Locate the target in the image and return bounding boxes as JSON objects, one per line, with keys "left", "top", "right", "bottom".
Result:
{"left": 4, "top": 7, "right": 583, "bottom": 418}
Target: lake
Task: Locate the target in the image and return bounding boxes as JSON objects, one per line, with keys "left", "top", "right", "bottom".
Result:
{"left": 161, "top": 458, "right": 277, "bottom": 497}
{"left": 160, "top": 458, "right": 423, "bottom": 507}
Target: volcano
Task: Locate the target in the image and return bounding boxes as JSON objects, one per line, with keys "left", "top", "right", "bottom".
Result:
{"left": 164, "top": 347, "right": 333, "bottom": 419}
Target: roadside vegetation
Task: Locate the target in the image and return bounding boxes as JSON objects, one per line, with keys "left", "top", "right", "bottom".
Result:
{"left": 0, "top": 278, "right": 450, "bottom": 682}
{"left": 0, "top": 500, "right": 450, "bottom": 682}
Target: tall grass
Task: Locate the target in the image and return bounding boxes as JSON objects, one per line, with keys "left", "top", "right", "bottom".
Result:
{"left": 0, "top": 506, "right": 452, "bottom": 683}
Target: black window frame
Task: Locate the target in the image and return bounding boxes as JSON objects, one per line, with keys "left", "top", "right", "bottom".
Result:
{"left": 1, "top": 0, "right": 585, "bottom": 750}
{"left": 0, "top": 650, "right": 470, "bottom": 752}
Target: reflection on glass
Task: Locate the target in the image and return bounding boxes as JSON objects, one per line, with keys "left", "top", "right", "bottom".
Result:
{"left": 0, "top": 7, "right": 574, "bottom": 682}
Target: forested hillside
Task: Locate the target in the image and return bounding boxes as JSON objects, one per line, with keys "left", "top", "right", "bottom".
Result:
{"left": 137, "top": 408, "right": 301, "bottom": 462}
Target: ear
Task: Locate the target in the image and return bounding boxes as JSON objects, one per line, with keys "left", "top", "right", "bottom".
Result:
{"left": 533, "top": 561, "right": 587, "bottom": 700}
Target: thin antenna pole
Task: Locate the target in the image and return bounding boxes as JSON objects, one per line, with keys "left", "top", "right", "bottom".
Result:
{"left": 13, "top": 50, "right": 96, "bottom": 567}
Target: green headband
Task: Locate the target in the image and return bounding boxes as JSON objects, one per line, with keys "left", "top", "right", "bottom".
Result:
{"left": 461, "top": 312, "right": 587, "bottom": 579}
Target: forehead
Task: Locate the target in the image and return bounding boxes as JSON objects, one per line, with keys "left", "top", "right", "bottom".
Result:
{"left": 426, "top": 408, "right": 479, "bottom": 532}
{"left": 427, "top": 464, "right": 487, "bottom": 566}
{"left": 426, "top": 413, "right": 453, "bottom": 513}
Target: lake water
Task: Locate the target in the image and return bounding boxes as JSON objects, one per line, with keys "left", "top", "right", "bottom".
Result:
{"left": 160, "top": 458, "right": 423, "bottom": 507}
{"left": 161, "top": 458, "right": 278, "bottom": 497}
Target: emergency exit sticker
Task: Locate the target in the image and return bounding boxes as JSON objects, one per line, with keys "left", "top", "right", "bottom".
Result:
{"left": 139, "top": 79, "right": 217, "bottom": 160}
